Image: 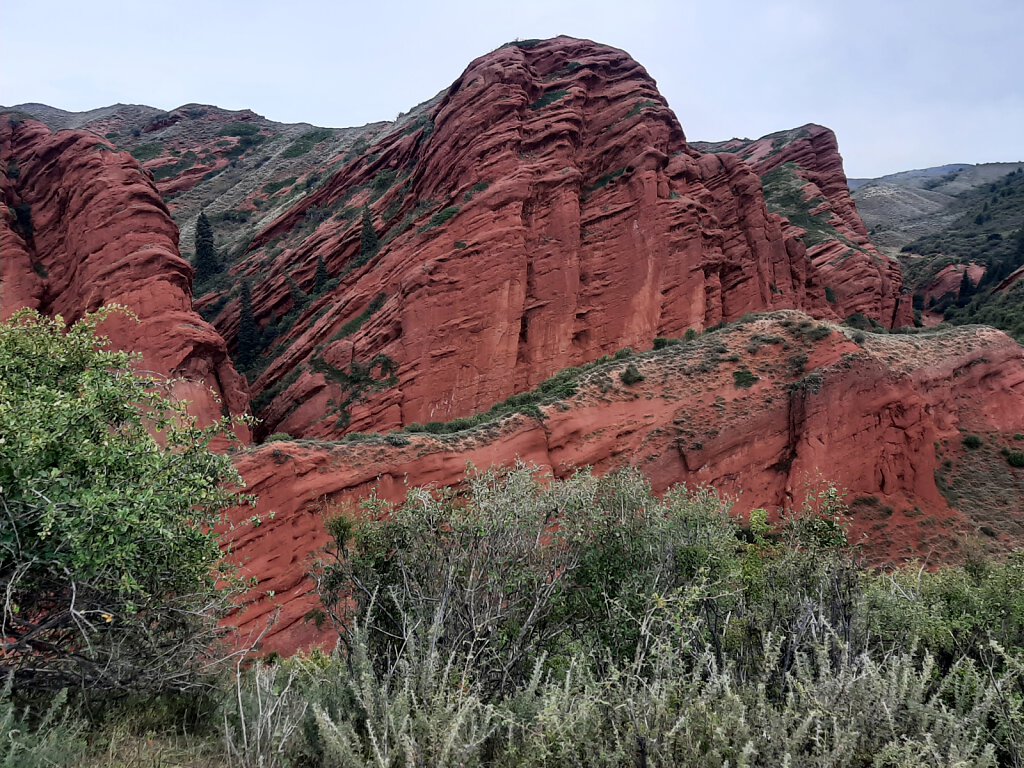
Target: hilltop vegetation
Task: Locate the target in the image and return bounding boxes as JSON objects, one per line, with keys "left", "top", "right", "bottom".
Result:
{"left": 895, "top": 168, "right": 1024, "bottom": 339}
{"left": 902, "top": 167, "right": 1024, "bottom": 291}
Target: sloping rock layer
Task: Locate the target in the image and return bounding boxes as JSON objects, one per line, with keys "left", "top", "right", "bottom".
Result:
{"left": 224, "top": 314, "right": 1024, "bottom": 654}
{"left": 0, "top": 116, "right": 249, "bottom": 425}
{"left": 206, "top": 38, "right": 908, "bottom": 441}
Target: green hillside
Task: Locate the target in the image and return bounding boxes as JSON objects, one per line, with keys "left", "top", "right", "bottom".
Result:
{"left": 899, "top": 168, "right": 1024, "bottom": 339}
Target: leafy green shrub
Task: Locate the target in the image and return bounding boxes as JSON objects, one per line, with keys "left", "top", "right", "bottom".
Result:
{"left": 788, "top": 353, "right": 808, "bottom": 375}
{"left": 620, "top": 362, "right": 644, "bottom": 385}
{"left": 419, "top": 206, "right": 460, "bottom": 232}
{"left": 12, "top": 202, "right": 32, "bottom": 240}
{"left": 281, "top": 128, "right": 333, "bottom": 159}
{"left": 505, "top": 38, "right": 542, "bottom": 49}
{"left": 626, "top": 99, "right": 658, "bottom": 117}
{"left": 369, "top": 169, "right": 398, "bottom": 200}
{"left": 462, "top": 180, "right": 490, "bottom": 202}
{"left": 963, "top": 434, "right": 984, "bottom": 450}
{"left": 217, "top": 122, "right": 261, "bottom": 137}
{"left": 529, "top": 89, "right": 567, "bottom": 110}
{"left": 806, "top": 324, "right": 832, "bottom": 341}
{"left": 1004, "top": 448, "right": 1024, "bottom": 468}
{"left": 791, "top": 371, "right": 825, "bottom": 394}
{"left": 261, "top": 176, "right": 297, "bottom": 195}
{"left": 332, "top": 293, "right": 386, "bottom": 340}
{"left": 129, "top": 142, "right": 163, "bottom": 162}
{"left": 312, "top": 468, "right": 748, "bottom": 696}
{"left": 0, "top": 309, "right": 245, "bottom": 694}
{"left": 733, "top": 368, "right": 759, "bottom": 388}
{"left": 586, "top": 168, "right": 626, "bottom": 194}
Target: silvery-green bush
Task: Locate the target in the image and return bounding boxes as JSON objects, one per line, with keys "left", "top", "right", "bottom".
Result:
{"left": 224, "top": 465, "right": 1024, "bottom": 766}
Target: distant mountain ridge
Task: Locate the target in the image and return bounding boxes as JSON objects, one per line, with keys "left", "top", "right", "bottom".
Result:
{"left": 850, "top": 161, "right": 1024, "bottom": 251}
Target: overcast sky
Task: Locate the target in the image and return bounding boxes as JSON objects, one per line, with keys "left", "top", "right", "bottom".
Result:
{"left": 3, "top": 0, "right": 1021, "bottom": 177}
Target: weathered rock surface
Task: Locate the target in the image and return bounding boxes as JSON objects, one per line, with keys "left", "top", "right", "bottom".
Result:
{"left": 7, "top": 41, "right": 914, "bottom": 445}
{"left": 694, "top": 125, "right": 912, "bottom": 327}
{"left": 3, "top": 101, "right": 395, "bottom": 271}
{"left": 223, "top": 313, "right": 1024, "bottom": 654}
{"left": 8, "top": 39, "right": 1023, "bottom": 659}
{"left": 920, "top": 262, "right": 987, "bottom": 305}
{"left": 0, "top": 116, "right": 249, "bottom": 426}
{"left": 199, "top": 38, "right": 910, "bottom": 441}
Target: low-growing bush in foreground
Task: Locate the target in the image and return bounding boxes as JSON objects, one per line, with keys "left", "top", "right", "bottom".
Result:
{"left": 9, "top": 458, "right": 1024, "bottom": 765}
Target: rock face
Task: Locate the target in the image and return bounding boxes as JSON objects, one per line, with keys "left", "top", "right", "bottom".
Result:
{"left": 224, "top": 313, "right": 1024, "bottom": 654}
{"left": 3, "top": 101, "right": 392, "bottom": 269}
{"left": 200, "top": 38, "right": 908, "bottom": 441}
{"left": 0, "top": 116, "right": 249, "bottom": 426}
{"left": 920, "top": 262, "right": 987, "bottom": 306}
{"left": 694, "top": 125, "right": 912, "bottom": 328}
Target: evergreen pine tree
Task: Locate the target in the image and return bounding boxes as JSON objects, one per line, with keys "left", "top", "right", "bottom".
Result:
{"left": 957, "top": 268, "right": 975, "bottom": 306}
{"left": 194, "top": 211, "right": 220, "bottom": 285}
{"left": 360, "top": 206, "right": 379, "bottom": 259}
{"left": 236, "top": 280, "right": 261, "bottom": 370}
{"left": 286, "top": 275, "right": 308, "bottom": 311}
{"left": 315, "top": 255, "right": 330, "bottom": 292}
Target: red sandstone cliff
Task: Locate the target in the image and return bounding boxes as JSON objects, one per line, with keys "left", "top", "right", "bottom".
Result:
{"left": 694, "top": 125, "right": 912, "bottom": 328}
{"left": 0, "top": 116, "right": 250, "bottom": 426}
{"left": 222, "top": 313, "right": 1024, "bottom": 654}
{"left": 199, "top": 38, "right": 908, "bottom": 441}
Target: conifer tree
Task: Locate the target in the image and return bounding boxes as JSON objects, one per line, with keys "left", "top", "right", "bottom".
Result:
{"left": 236, "top": 280, "right": 261, "bottom": 369}
{"left": 957, "top": 268, "right": 975, "bottom": 306}
{"left": 194, "top": 211, "right": 220, "bottom": 285}
{"left": 360, "top": 206, "right": 379, "bottom": 259}
{"left": 315, "top": 255, "right": 330, "bottom": 292}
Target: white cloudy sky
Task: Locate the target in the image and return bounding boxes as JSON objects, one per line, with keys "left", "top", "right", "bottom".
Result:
{"left": 3, "top": 0, "right": 1021, "bottom": 177}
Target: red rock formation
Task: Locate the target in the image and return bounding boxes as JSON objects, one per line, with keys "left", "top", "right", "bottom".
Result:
{"left": 0, "top": 116, "right": 250, "bottom": 427}
{"left": 920, "top": 262, "right": 986, "bottom": 305}
{"left": 694, "top": 125, "right": 912, "bottom": 328}
{"left": 224, "top": 314, "right": 1024, "bottom": 654}
{"left": 217, "top": 38, "right": 909, "bottom": 441}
